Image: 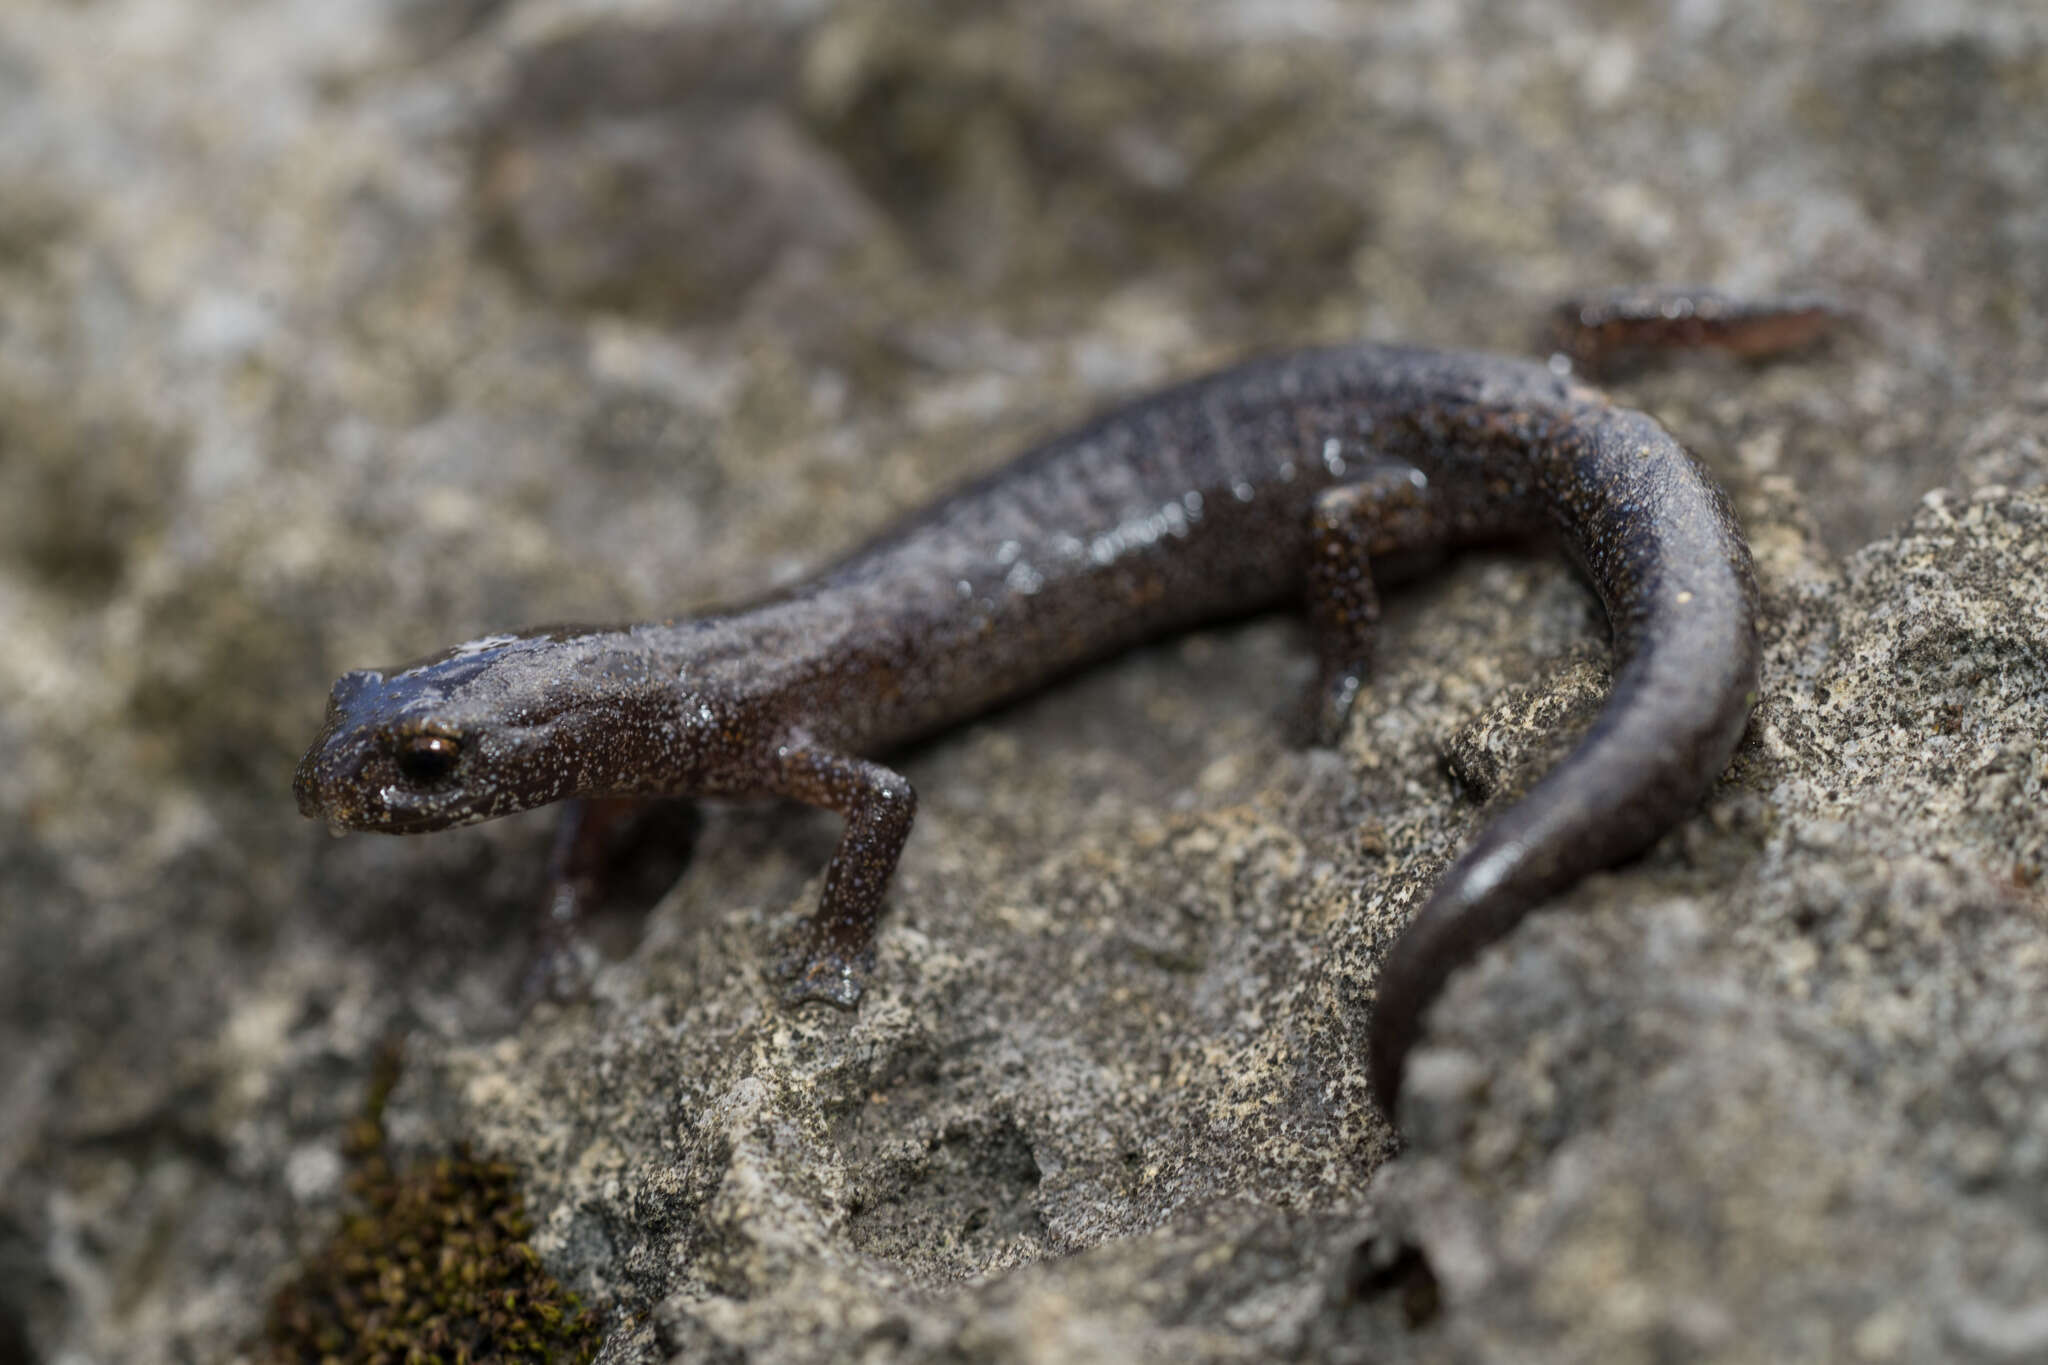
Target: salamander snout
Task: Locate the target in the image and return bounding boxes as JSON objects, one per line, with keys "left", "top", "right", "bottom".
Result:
{"left": 294, "top": 648, "right": 578, "bottom": 834}
{"left": 294, "top": 670, "right": 383, "bottom": 821}
{"left": 298, "top": 632, "right": 605, "bottom": 832}
{"left": 294, "top": 668, "right": 479, "bottom": 830}
{"left": 291, "top": 753, "right": 323, "bottom": 819}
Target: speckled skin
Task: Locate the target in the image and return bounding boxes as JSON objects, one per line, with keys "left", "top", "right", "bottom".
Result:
{"left": 295, "top": 342, "right": 1762, "bottom": 1122}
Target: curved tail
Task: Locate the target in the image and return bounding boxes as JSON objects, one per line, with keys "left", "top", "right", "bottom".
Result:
{"left": 1366, "top": 401, "right": 1759, "bottom": 1119}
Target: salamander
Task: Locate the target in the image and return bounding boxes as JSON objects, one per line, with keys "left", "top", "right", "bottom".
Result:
{"left": 296, "top": 302, "right": 1826, "bottom": 1123}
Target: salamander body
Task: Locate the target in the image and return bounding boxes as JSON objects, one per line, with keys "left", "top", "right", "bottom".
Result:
{"left": 296, "top": 339, "right": 1768, "bottom": 1120}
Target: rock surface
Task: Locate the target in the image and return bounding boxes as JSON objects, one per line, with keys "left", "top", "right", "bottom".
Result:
{"left": 2, "top": 1, "right": 2045, "bottom": 1362}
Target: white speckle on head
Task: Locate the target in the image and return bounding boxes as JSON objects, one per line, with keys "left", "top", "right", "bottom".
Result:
{"left": 394, "top": 633, "right": 523, "bottom": 680}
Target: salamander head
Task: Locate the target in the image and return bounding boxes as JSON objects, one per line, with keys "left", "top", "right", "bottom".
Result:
{"left": 293, "top": 629, "right": 679, "bottom": 834}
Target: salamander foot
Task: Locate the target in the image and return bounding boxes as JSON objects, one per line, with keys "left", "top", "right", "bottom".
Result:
{"left": 773, "top": 936, "right": 870, "bottom": 1008}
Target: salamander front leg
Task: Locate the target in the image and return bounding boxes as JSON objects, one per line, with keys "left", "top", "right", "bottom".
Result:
{"left": 1304, "top": 465, "right": 1438, "bottom": 744}
{"left": 519, "top": 797, "right": 701, "bottom": 1006}
{"left": 765, "top": 739, "right": 918, "bottom": 1007}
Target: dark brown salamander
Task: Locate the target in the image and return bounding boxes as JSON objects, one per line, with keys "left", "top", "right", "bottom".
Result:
{"left": 296, "top": 306, "right": 1826, "bottom": 1122}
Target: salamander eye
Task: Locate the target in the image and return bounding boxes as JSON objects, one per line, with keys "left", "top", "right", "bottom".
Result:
{"left": 393, "top": 733, "right": 462, "bottom": 786}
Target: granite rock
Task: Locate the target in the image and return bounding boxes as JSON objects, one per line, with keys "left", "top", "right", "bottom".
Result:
{"left": 1, "top": 1, "right": 2044, "bottom": 1362}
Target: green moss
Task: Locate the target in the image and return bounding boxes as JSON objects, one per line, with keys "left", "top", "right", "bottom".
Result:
{"left": 263, "top": 1045, "right": 602, "bottom": 1365}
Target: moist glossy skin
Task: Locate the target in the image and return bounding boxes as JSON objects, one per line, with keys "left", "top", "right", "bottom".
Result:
{"left": 296, "top": 341, "right": 1763, "bottom": 1124}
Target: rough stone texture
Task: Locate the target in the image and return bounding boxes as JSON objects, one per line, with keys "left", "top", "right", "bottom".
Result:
{"left": 2, "top": 1, "right": 2045, "bottom": 1362}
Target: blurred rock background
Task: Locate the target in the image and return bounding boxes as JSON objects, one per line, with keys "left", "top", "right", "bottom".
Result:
{"left": 1, "top": 1, "right": 2044, "bottom": 1361}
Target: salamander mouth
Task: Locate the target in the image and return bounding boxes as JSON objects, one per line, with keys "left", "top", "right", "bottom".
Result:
{"left": 293, "top": 748, "right": 463, "bottom": 833}
{"left": 325, "top": 779, "right": 495, "bottom": 832}
{"left": 300, "top": 793, "right": 481, "bottom": 834}
{"left": 354, "top": 806, "right": 455, "bottom": 833}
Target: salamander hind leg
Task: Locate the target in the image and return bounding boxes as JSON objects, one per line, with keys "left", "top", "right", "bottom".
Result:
{"left": 765, "top": 741, "right": 918, "bottom": 1007}
{"left": 1304, "top": 465, "right": 1440, "bottom": 745}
